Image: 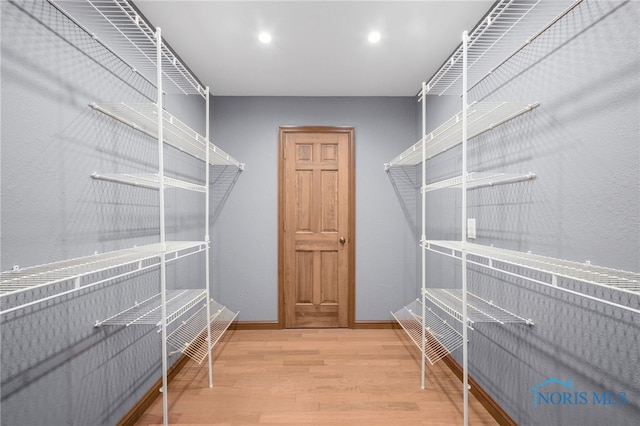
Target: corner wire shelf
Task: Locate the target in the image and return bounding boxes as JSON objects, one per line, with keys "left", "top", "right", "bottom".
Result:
{"left": 426, "top": 0, "right": 581, "bottom": 96}
{"left": 423, "top": 288, "right": 533, "bottom": 329}
{"left": 167, "top": 299, "right": 239, "bottom": 364}
{"left": 91, "top": 172, "right": 206, "bottom": 192}
{"left": 50, "top": 0, "right": 204, "bottom": 96}
{"left": 0, "top": 241, "right": 206, "bottom": 315}
{"left": 424, "top": 240, "right": 640, "bottom": 315}
{"left": 423, "top": 172, "right": 535, "bottom": 192}
{"left": 90, "top": 102, "right": 243, "bottom": 169}
{"left": 384, "top": 102, "right": 539, "bottom": 169}
{"left": 94, "top": 289, "right": 206, "bottom": 327}
{"left": 391, "top": 299, "right": 464, "bottom": 365}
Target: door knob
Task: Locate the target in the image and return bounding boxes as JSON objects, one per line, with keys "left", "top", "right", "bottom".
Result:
{"left": 339, "top": 237, "right": 346, "bottom": 244}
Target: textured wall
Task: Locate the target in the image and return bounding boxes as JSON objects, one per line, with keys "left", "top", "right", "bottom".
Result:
{"left": 4, "top": 0, "right": 636, "bottom": 425}
{"left": 210, "top": 96, "right": 418, "bottom": 322}
{"left": 1, "top": 1, "right": 209, "bottom": 424}
{"left": 422, "top": 1, "right": 640, "bottom": 425}
{"left": 1, "top": 2, "right": 419, "bottom": 423}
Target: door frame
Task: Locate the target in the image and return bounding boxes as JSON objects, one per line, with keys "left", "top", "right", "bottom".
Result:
{"left": 277, "top": 126, "right": 356, "bottom": 328}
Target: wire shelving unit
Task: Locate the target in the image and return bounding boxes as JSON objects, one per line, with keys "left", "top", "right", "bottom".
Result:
{"left": 0, "top": 242, "right": 204, "bottom": 315}
{"left": 427, "top": 0, "right": 582, "bottom": 96}
{"left": 392, "top": 299, "right": 464, "bottom": 365}
{"left": 386, "top": 98, "right": 538, "bottom": 371}
{"left": 423, "top": 289, "right": 532, "bottom": 329}
{"left": 167, "top": 299, "right": 239, "bottom": 364}
{"left": 425, "top": 241, "right": 640, "bottom": 315}
{"left": 94, "top": 289, "right": 207, "bottom": 327}
{"left": 386, "top": 2, "right": 589, "bottom": 425}
{"left": 89, "top": 103, "right": 243, "bottom": 168}
{"left": 34, "top": 2, "right": 243, "bottom": 425}
{"left": 51, "top": 0, "right": 204, "bottom": 96}
{"left": 385, "top": 102, "right": 539, "bottom": 169}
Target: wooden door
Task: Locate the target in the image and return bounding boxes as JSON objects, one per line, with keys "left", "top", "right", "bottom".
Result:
{"left": 279, "top": 127, "right": 355, "bottom": 328}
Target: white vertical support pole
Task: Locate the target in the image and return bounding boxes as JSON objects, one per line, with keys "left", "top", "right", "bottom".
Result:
{"left": 461, "top": 30, "right": 470, "bottom": 426}
{"left": 156, "top": 27, "right": 169, "bottom": 426}
{"left": 205, "top": 86, "right": 214, "bottom": 388}
{"left": 420, "top": 81, "right": 427, "bottom": 390}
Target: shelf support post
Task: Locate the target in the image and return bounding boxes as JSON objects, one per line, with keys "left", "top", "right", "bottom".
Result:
{"left": 461, "top": 29, "right": 470, "bottom": 426}
{"left": 205, "top": 86, "right": 214, "bottom": 389}
{"left": 420, "top": 81, "right": 427, "bottom": 390}
{"left": 156, "top": 27, "right": 169, "bottom": 426}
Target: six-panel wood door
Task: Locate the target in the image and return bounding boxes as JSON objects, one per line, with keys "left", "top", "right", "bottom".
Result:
{"left": 279, "top": 127, "right": 354, "bottom": 328}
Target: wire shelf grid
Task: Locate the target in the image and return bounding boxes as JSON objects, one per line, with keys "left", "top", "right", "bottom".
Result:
{"left": 423, "top": 172, "right": 535, "bottom": 192}
{"left": 424, "top": 240, "right": 640, "bottom": 296}
{"left": 385, "top": 102, "right": 538, "bottom": 168}
{"left": 426, "top": 0, "right": 579, "bottom": 96}
{"left": 167, "top": 299, "right": 239, "bottom": 364}
{"left": 424, "top": 288, "right": 532, "bottom": 328}
{"left": 391, "top": 299, "right": 464, "bottom": 365}
{"left": 91, "top": 103, "right": 241, "bottom": 168}
{"left": 52, "top": 0, "right": 204, "bottom": 96}
{"left": 0, "top": 241, "right": 205, "bottom": 298}
{"left": 94, "top": 289, "right": 206, "bottom": 327}
{"left": 91, "top": 172, "right": 206, "bottom": 192}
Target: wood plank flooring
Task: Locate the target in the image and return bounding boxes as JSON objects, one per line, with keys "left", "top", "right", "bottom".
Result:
{"left": 135, "top": 328, "right": 498, "bottom": 425}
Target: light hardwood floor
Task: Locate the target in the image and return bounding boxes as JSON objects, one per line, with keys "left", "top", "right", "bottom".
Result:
{"left": 135, "top": 328, "right": 498, "bottom": 425}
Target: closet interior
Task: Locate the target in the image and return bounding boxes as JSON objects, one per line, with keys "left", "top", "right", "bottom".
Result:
{"left": 1, "top": 0, "right": 243, "bottom": 425}
{"left": 1, "top": 0, "right": 638, "bottom": 425}
{"left": 388, "top": 0, "right": 640, "bottom": 425}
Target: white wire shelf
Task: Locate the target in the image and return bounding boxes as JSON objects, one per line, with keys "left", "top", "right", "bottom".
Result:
{"left": 424, "top": 240, "right": 640, "bottom": 312}
{"left": 423, "top": 172, "right": 535, "bottom": 192}
{"left": 426, "top": 0, "right": 580, "bottom": 96}
{"left": 385, "top": 102, "right": 538, "bottom": 168}
{"left": 167, "top": 299, "right": 239, "bottom": 364}
{"left": 0, "top": 241, "right": 206, "bottom": 313}
{"left": 423, "top": 288, "right": 532, "bottom": 329}
{"left": 94, "top": 289, "right": 206, "bottom": 327}
{"left": 391, "top": 299, "right": 464, "bottom": 365}
{"left": 91, "top": 102, "right": 243, "bottom": 169}
{"left": 50, "top": 0, "right": 204, "bottom": 96}
{"left": 91, "top": 172, "right": 206, "bottom": 192}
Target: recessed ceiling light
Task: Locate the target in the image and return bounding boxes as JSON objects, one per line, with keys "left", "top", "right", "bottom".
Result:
{"left": 368, "top": 31, "right": 381, "bottom": 43}
{"left": 258, "top": 32, "right": 272, "bottom": 44}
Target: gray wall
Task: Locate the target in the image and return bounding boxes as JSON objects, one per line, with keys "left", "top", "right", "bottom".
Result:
{"left": 2, "top": 0, "right": 638, "bottom": 425}
{"left": 209, "top": 96, "right": 418, "bottom": 321}
{"left": 1, "top": 1, "right": 209, "bottom": 424}
{"left": 1, "top": 1, "right": 418, "bottom": 424}
{"left": 423, "top": 1, "right": 639, "bottom": 425}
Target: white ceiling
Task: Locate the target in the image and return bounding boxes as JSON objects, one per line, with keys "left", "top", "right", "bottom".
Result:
{"left": 132, "top": 0, "right": 494, "bottom": 97}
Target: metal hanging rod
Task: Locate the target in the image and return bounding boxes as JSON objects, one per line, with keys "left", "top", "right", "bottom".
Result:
{"left": 422, "top": 172, "right": 536, "bottom": 192}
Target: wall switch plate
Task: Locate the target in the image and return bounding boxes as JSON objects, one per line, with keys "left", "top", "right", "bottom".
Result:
{"left": 467, "top": 218, "right": 476, "bottom": 239}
